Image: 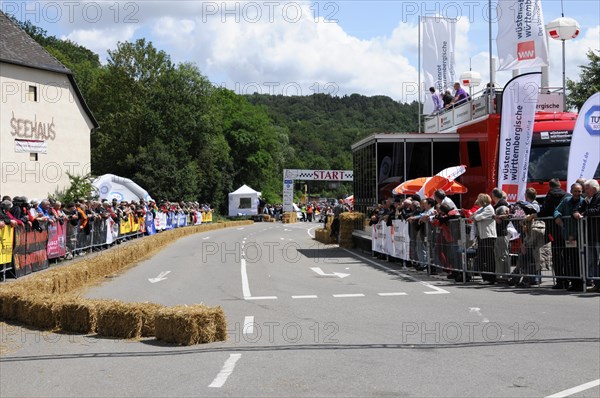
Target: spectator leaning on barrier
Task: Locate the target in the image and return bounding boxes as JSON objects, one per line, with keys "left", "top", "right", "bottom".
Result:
{"left": 572, "top": 179, "right": 600, "bottom": 292}
{"left": 471, "top": 193, "right": 497, "bottom": 284}
{"left": 492, "top": 188, "right": 511, "bottom": 280}
{"left": 554, "top": 183, "right": 585, "bottom": 290}
{"left": 537, "top": 178, "right": 567, "bottom": 287}
{"left": 434, "top": 189, "right": 457, "bottom": 211}
{"left": 516, "top": 188, "right": 548, "bottom": 287}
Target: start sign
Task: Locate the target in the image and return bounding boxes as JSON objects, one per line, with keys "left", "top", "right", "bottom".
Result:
{"left": 282, "top": 169, "right": 353, "bottom": 212}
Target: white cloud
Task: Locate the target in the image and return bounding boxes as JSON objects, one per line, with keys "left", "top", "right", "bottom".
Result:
{"left": 62, "top": 25, "right": 136, "bottom": 59}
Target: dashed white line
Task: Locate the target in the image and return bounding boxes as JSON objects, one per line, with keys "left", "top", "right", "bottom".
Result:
{"left": 378, "top": 292, "right": 408, "bottom": 296}
{"left": 291, "top": 295, "right": 318, "bottom": 299}
{"left": 202, "top": 236, "right": 211, "bottom": 240}
{"left": 240, "top": 258, "right": 251, "bottom": 298}
{"left": 545, "top": 379, "right": 600, "bottom": 398}
{"left": 208, "top": 354, "right": 242, "bottom": 388}
{"left": 243, "top": 316, "right": 254, "bottom": 334}
{"left": 333, "top": 293, "right": 365, "bottom": 298}
{"left": 245, "top": 296, "right": 278, "bottom": 300}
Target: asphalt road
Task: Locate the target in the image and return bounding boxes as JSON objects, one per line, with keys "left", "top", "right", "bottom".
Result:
{"left": 1, "top": 222, "right": 599, "bottom": 397}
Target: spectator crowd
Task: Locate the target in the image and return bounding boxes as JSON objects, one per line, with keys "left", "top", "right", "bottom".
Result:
{"left": 368, "top": 178, "right": 600, "bottom": 292}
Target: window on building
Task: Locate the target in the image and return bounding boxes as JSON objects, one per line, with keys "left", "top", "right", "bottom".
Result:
{"left": 28, "top": 85, "right": 37, "bottom": 102}
{"left": 30, "top": 153, "right": 38, "bottom": 161}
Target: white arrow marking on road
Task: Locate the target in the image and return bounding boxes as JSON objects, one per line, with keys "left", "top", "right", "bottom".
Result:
{"left": 310, "top": 267, "right": 350, "bottom": 279}
{"left": 148, "top": 271, "right": 171, "bottom": 283}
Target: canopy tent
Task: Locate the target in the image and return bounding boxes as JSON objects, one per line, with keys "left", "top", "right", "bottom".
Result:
{"left": 228, "top": 185, "right": 261, "bottom": 217}
{"left": 93, "top": 174, "right": 153, "bottom": 203}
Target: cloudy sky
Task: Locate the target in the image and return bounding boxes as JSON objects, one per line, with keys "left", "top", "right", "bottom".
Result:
{"left": 5, "top": 1, "right": 599, "bottom": 101}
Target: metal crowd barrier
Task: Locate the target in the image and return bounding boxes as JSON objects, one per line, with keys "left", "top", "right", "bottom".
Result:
{"left": 0, "top": 210, "right": 214, "bottom": 280}
{"left": 369, "top": 215, "right": 600, "bottom": 292}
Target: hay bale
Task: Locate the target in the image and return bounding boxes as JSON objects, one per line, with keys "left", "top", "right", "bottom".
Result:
{"left": 16, "top": 295, "right": 58, "bottom": 330}
{"left": 209, "top": 306, "right": 227, "bottom": 341}
{"left": 155, "top": 305, "right": 222, "bottom": 345}
{"left": 0, "top": 288, "right": 24, "bottom": 320}
{"left": 57, "top": 299, "right": 98, "bottom": 334}
{"left": 135, "top": 302, "right": 165, "bottom": 337}
{"left": 96, "top": 301, "right": 143, "bottom": 339}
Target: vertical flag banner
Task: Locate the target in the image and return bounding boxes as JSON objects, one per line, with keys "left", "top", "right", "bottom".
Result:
{"left": 422, "top": 16, "right": 456, "bottom": 114}
{"left": 567, "top": 92, "right": 600, "bottom": 187}
{"left": 498, "top": 72, "right": 542, "bottom": 203}
{"left": 496, "top": 0, "right": 549, "bottom": 71}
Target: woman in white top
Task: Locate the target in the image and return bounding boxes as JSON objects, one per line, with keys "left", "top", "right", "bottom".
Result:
{"left": 471, "top": 193, "right": 497, "bottom": 284}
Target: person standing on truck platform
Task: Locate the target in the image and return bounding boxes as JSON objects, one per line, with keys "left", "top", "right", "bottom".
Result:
{"left": 446, "top": 82, "right": 469, "bottom": 109}
{"left": 429, "top": 87, "right": 443, "bottom": 114}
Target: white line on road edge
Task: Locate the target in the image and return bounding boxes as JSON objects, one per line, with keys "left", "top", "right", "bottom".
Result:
{"left": 307, "top": 226, "right": 318, "bottom": 238}
{"left": 241, "top": 258, "right": 251, "bottom": 299}
{"left": 378, "top": 292, "right": 408, "bottom": 296}
{"left": 333, "top": 293, "right": 365, "bottom": 298}
{"left": 292, "top": 295, "right": 318, "bottom": 299}
{"left": 342, "top": 249, "right": 450, "bottom": 295}
{"left": 208, "top": 354, "right": 242, "bottom": 388}
{"left": 545, "top": 379, "right": 600, "bottom": 398}
{"left": 243, "top": 316, "right": 254, "bottom": 335}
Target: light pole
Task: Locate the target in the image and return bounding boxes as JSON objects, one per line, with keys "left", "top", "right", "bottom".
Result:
{"left": 546, "top": 16, "right": 580, "bottom": 111}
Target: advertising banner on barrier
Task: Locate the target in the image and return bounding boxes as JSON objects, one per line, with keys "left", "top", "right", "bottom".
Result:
{"left": 145, "top": 212, "right": 156, "bottom": 235}
{"left": 165, "top": 212, "right": 174, "bottom": 230}
{"left": 106, "top": 219, "right": 118, "bottom": 244}
{"left": 497, "top": 72, "right": 541, "bottom": 203}
{"left": 384, "top": 225, "right": 394, "bottom": 257}
{"left": 119, "top": 216, "right": 132, "bottom": 235}
{"left": 0, "top": 225, "right": 14, "bottom": 265}
{"left": 178, "top": 214, "right": 186, "bottom": 228}
{"left": 496, "top": 0, "right": 548, "bottom": 71}
{"left": 567, "top": 92, "right": 600, "bottom": 188}
{"left": 422, "top": 16, "right": 456, "bottom": 114}
{"left": 47, "top": 222, "right": 67, "bottom": 259}
{"left": 13, "top": 225, "right": 49, "bottom": 277}
{"left": 393, "top": 220, "right": 410, "bottom": 261}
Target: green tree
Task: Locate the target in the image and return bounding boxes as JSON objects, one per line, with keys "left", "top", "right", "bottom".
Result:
{"left": 566, "top": 50, "right": 600, "bottom": 112}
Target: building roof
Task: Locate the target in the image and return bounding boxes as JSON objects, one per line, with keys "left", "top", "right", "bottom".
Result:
{"left": 0, "top": 11, "right": 99, "bottom": 128}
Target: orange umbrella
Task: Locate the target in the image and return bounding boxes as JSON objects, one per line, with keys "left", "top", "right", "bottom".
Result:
{"left": 392, "top": 175, "right": 467, "bottom": 198}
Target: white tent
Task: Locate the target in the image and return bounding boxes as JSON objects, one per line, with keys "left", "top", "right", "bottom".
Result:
{"left": 93, "top": 174, "right": 153, "bottom": 203}
{"left": 228, "top": 185, "right": 261, "bottom": 217}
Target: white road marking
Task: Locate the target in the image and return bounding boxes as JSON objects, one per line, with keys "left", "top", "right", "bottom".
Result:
{"left": 333, "top": 293, "right": 365, "bottom": 298}
{"left": 208, "top": 354, "right": 242, "bottom": 388}
{"left": 342, "top": 249, "right": 450, "bottom": 295}
{"left": 245, "top": 296, "right": 278, "bottom": 300}
{"left": 240, "top": 258, "right": 251, "bottom": 298}
{"left": 292, "top": 295, "right": 318, "bottom": 299}
{"left": 310, "top": 267, "right": 350, "bottom": 279}
{"left": 545, "top": 379, "right": 600, "bottom": 398}
{"left": 237, "top": 227, "right": 245, "bottom": 230}
{"left": 307, "top": 226, "right": 318, "bottom": 238}
{"left": 202, "top": 236, "right": 211, "bottom": 240}
{"left": 378, "top": 292, "right": 408, "bottom": 296}
{"left": 243, "top": 316, "right": 254, "bottom": 335}
{"left": 148, "top": 270, "right": 171, "bottom": 283}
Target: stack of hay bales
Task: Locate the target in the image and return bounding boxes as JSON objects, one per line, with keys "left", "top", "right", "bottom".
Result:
{"left": 281, "top": 212, "right": 297, "bottom": 223}
{"left": 314, "top": 228, "right": 336, "bottom": 244}
{"left": 0, "top": 220, "right": 253, "bottom": 345}
{"left": 338, "top": 212, "right": 365, "bottom": 248}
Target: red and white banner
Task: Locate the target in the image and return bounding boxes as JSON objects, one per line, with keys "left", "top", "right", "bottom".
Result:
{"left": 498, "top": 72, "right": 541, "bottom": 203}
{"left": 496, "top": 0, "right": 549, "bottom": 71}
{"left": 15, "top": 139, "right": 47, "bottom": 153}
{"left": 567, "top": 92, "right": 600, "bottom": 188}
{"left": 422, "top": 16, "right": 456, "bottom": 114}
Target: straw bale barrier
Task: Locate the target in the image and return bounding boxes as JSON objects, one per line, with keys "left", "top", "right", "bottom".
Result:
{"left": 282, "top": 212, "right": 297, "bottom": 223}
{"left": 314, "top": 228, "right": 336, "bottom": 245}
{"left": 154, "top": 305, "right": 225, "bottom": 345}
{"left": 338, "top": 213, "right": 365, "bottom": 248}
{"left": 0, "top": 220, "right": 251, "bottom": 344}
